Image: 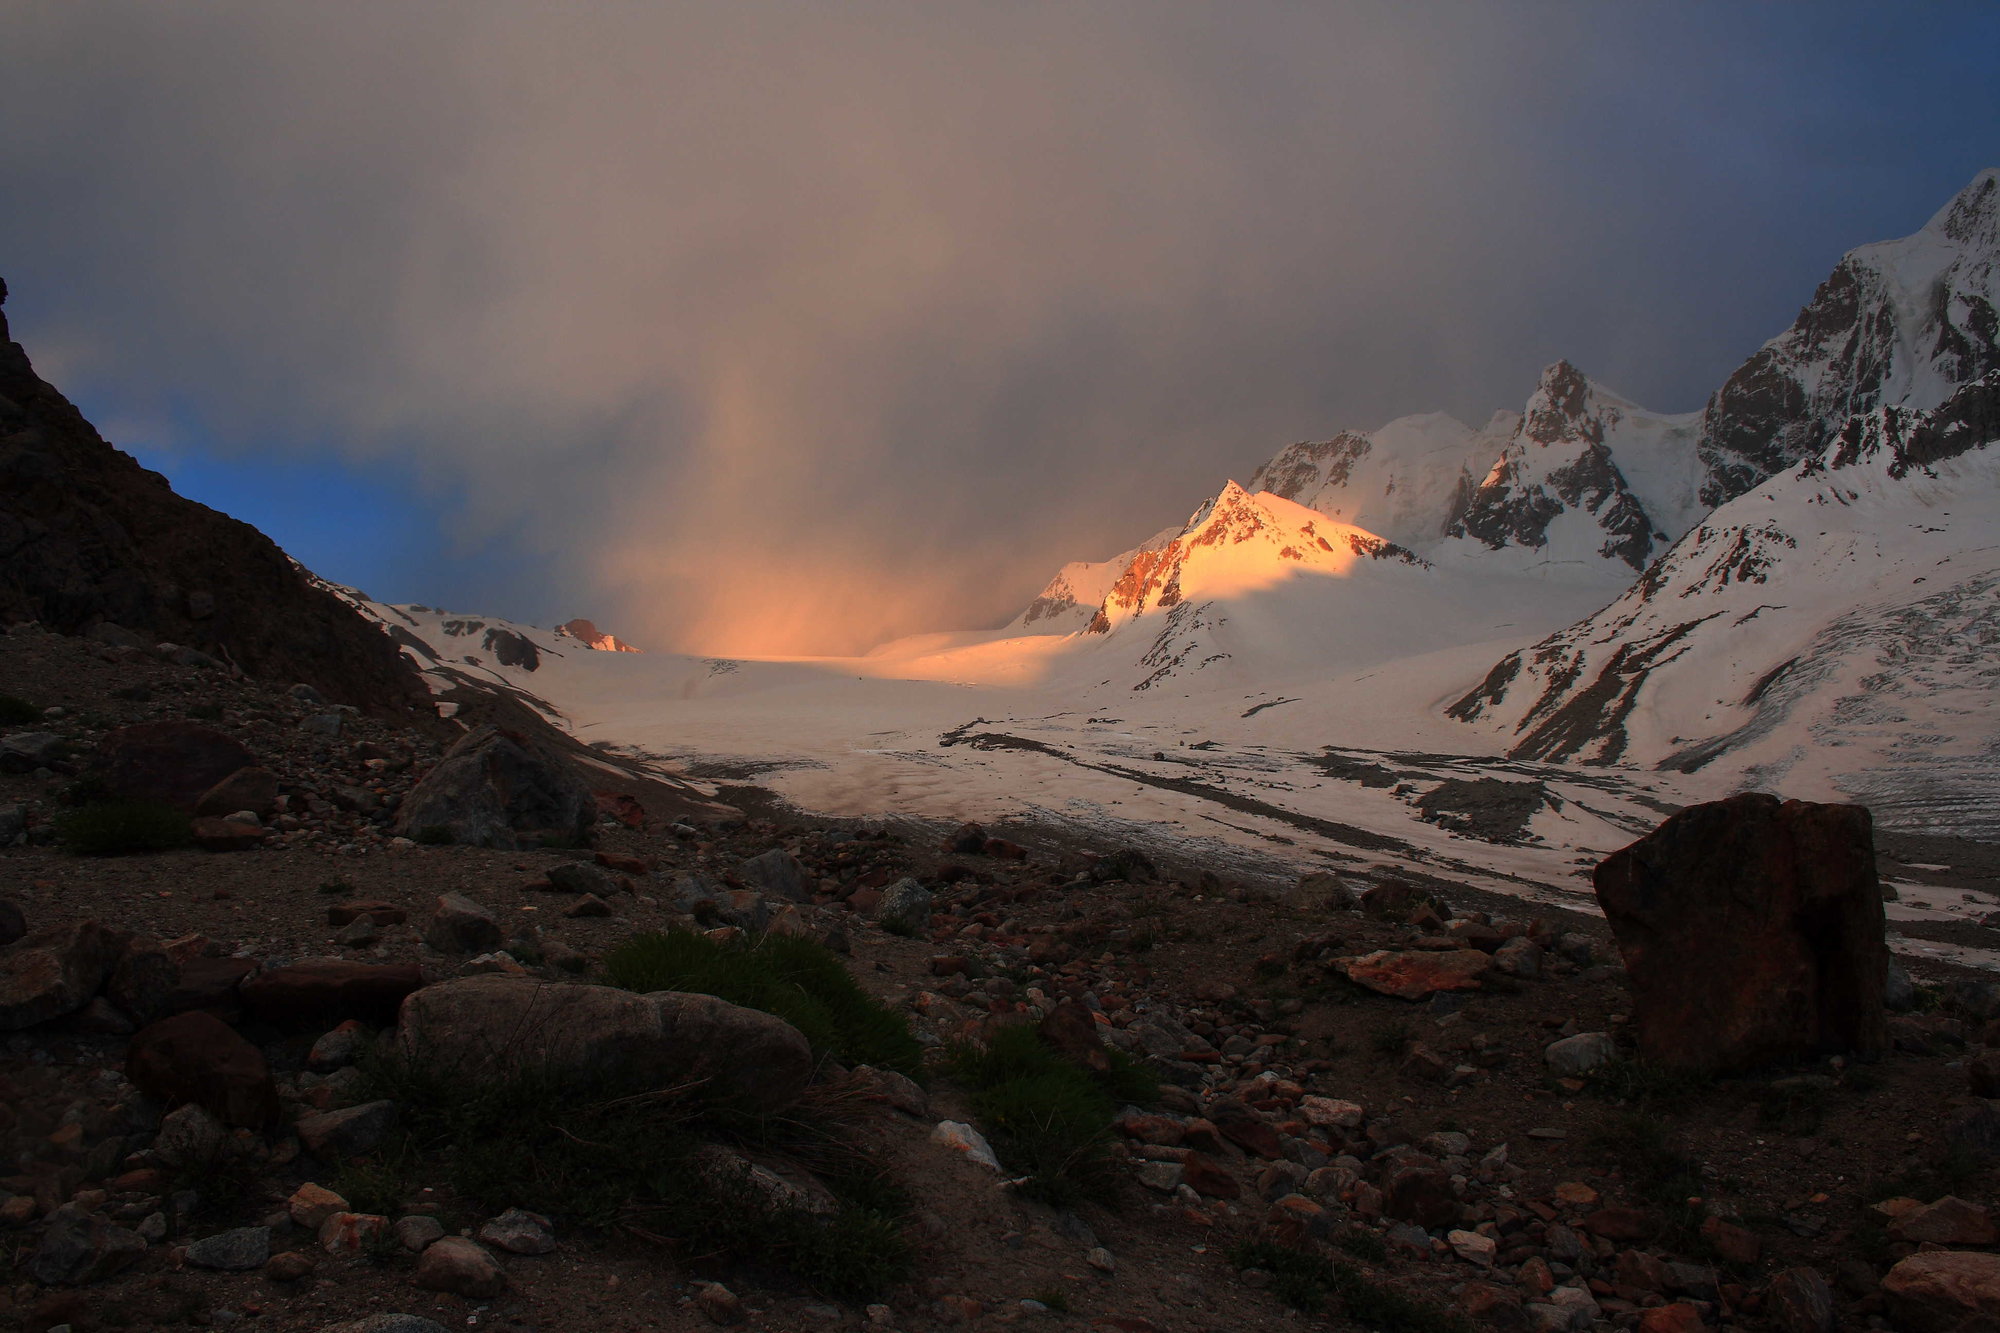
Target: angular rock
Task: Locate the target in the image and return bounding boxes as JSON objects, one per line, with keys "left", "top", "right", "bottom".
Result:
{"left": 1342, "top": 948, "right": 1492, "bottom": 1000}
{"left": 1208, "top": 1100, "right": 1284, "bottom": 1160}
{"left": 1767, "top": 1266, "right": 1835, "bottom": 1333}
{"left": 478, "top": 1207, "right": 555, "bottom": 1255}
{"left": 241, "top": 959, "right": 422, "bottom": 1026}
{"left": 192, "top": 816, "right": 264, "bottom": 852}
{"left": 126, "top": 1010, "right": 278, "bottom": 1127}
{"left": 288, "top": 1182, "right": 350, "bottom": 1229}
{"left": 1383, "top": 1163, "right": 1457, "bottom": 1229}
{"left": 876, "top": 878, "right": 934, "bottom": 928}
{"left": 1286, "top": 872, "right": 1358, "bottom": 911}
{"left": 696, "top": 1281, "right": 746, "bottom": 1326}
{"left": 423, "top": 892, "right": 503, "bottom": 954}
{"left": 1493, "top": 936, "right": 1543, "bottom": 979}
{"left": 1594, "top": 793, "right": 1888, "bottom": 1073}
{"left": 1700, "top": 1214, "right": 1760, "bottom": 1264}
{"left": 297, "top": 1100, "right": 398, "bottom": 1160}
{"left": 1544, "top": 1032, "right": 1617, "bottom": 1076}
{"left": 195, "top": 766, "right": 280, "bottom": 819}
{"left": 1128, "top": 1011, "right": 1216, "bottom": 1059}
{"left": 319, "top": 1212, "right": 390, "bottom": 1257}
{"left": 91, "top": 722, "right": 257, "bottom": 812}
{"left": 1890, "top": 1196, "right": 1998, "bottom": 1246}
{"left": 308, "top": 1019, "right": 370, "bottom": 1072}
{"left": 413, "top": 1235, "right": 507, "bottom": 1298}
{"left": 1181, "top": 1152, "right": 1241, "bottom": 1200}
{"left": 931, "top": 1120, "right": 1001, "bottom": 1171}
{"left": 185, "top": 1225, "right": 270, "bottom": 1271}
{"left": 545, "top": 861, "right": 615, "bottom": 896}
{"left": 738, "top": 848, "right": 810, "bottom": 900}
{"left": 152, "top": 1101, "right": 227, "bottom": 1168}
{"left": 0, "top": 920, "right": 116, "bottom": 1030}
{"left": 264, "top": 1251, "right": 318, "bottom": 1282}
{"left": 0, "top": 731, "right": 65, "bottom": 773}
{"left": 563, "top": 893, "right": 612, "bottom": 919}
{"left": 398, "top": 975, "right": 812, "bottom": 1108}
{"left": 170, "top": 955, "right": 258, "bottom": 1017}
{"left": 394, "top": 724, "right": 595, "bottom": 849}
{"left": 1300, "top": 1096, "right": 1366, "bottom": 1129}
{"left": 1038, "top": 998, "right": 1111, "bottom": 1073}
{"left": 1885, "top": 1250, "right": 2000, "bottom": 1331}
{"left": 27, "top": 1203, "right": 147, "bottom": 1285}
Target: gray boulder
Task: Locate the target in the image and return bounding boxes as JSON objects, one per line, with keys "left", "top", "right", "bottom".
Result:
{"left": 876, "top": 878, "right": 934, "bottom": 929}
{"left": 738, "top": 849, "right": 810, "bottom": 901}
{"left": 0, "top": 732, "right": 64, "bottom": 774}
{"left": 394, "top": 725, "right": 595, "bottom": 850}
{"left": 397, "top": 975, "right": 812, "bottom": 1108}
{"left": 422, "top": 893, "right": 502, "bottom": 954}
{"left": 1544, "top": 1031, "right": 1617, "bottom": 1076}
{"left": 186, "top": 1225, "right": 270, "bottom": 1271}
{"left": 29, "top": 1203, "right": 147, "bottom": 1284}
{"left": 545, "top": 862, "right": 615, "bottom": 896}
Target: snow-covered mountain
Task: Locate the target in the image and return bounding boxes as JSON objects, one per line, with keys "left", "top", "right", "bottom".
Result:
{"left": 1695, "top": 167, "right": 2000, "bottom": 505}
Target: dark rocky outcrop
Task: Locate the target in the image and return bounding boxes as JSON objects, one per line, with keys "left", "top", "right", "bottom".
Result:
{"left": 0, "top": 278, "right": 428, "bottom": 714}
{"left": 125, "top": 1010, "right": 279, "bottom": 1128}
{"left": 394, "top": 724, "right": 595, "bottom": 850}
{"left": 91, "top": 722, "right": 258, "bottom": 812}
{"left": 1594, "top": 793, "right": 1888, "bottom": 1073}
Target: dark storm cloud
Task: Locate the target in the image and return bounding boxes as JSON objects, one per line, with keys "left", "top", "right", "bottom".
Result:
{"left": 3, "top": 2, "right": 1996, "bottom": 652}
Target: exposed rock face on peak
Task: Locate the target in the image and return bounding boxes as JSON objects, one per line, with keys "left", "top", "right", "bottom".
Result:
{"left": 555, "top": 618, "right": 641, "bottom": 653}
{"left": 0, "top": 279, "right": 428, "bottom": 714}
{"left": 1695, "top": 168, "right": 2000, "bottom": 507}
{"left": 1446, "top": 361, "right": 1702, "bottom": 573}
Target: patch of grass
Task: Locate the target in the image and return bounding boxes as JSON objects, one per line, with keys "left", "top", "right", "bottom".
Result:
{"left": 412, "top": 825, "right": 455, "bottom": 846}
{"left": 1589, "top": 1058, "right": 1712, "bottom": 1107}
{"left": 939, "top": 1023, "right": 1155, "bottom": 1208}
{"left": 0, "top": 694, "right": 40, "bottom": 725}
{"left": 358, "top": 1048, "right": 911, "bottom": 1299}
{"left": 1371, "top": 1019, "right": 1413, "bottom": 1057}
{"left": 603, "top": 928, "right": 924, "bottom": 1075}
{"left": 1228, "top": 1241, "right": 1470, "bottom": 1333}
{"left": 332, "top": 1148, "right": 422, "bottom": 1218}
{"left": 55, "top": 800, "right": 192, "bottom": 855}
{"left": 1336, "top": 1227, "right": 1388, "bottom": 1262}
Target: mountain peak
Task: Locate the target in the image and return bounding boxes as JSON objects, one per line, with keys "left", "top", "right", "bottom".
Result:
{"left": 1927, "top": 167, "right": 2000, "bottom": 248}
{"left": 556, "top": 617, "right": 642, "bottom": 653}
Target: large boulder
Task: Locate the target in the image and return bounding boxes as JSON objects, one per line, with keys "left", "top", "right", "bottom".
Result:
{"left": 1883, "top": 1251, "right": 2000, "bottom": 1332}
{"left": 397, "top": 975, "right": 812, "bottom": 1109}
{"left": 1594, "top": 793, "right": 1887, "bottom": 1073}
{"left": 126, "top": 1010, "right": 278, "bottom": 1127}
{"left": 0, "top": 920, "right": 117, "bottom": 1029}
{"left": 394, "top": 725, "right": 595, "bottom": 849}
{"left": 91, "top": 722, "right": 258, "bottom": 812}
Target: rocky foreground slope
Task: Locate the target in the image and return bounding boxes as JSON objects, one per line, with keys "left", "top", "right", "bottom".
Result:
{"left": 6, "top": 624, "right": 2000, "bottom": 1333}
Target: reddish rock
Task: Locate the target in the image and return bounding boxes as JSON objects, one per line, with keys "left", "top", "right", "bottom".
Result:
{"left": 1179, "top": 1152, "right": 1241, "bottom": 1199}
{"left": 1766, "top": 1266, "right": 1835, "bottom": 1333}
{"left": 594, "top": 850, "right": 650, "bottom": 876}
{"left": 0, "top": 920, "right": 117, "bottom": 1030}
{"left": 1383, "top": 1163, "right": 1458, "bottom": 1229}
{"left": 1700, "top": 1214, "right": 1761, "bottom": 1265}
{"left": 1638, "top": 1303, "right": 1708, "bottom": 1333}
{"left": 195, "top": 766, "right": 279, "bottom": 818}
{"left": 192, "top": 816, "right": 264, "bottom": 852}
{"left": 1594, "top": 793, "right": 1888, "bottom": 1073}
{"left": 92, "top": 723, "right": 258, "bottom": 812}
{"left": 1884, "top": 1251, "right": 2000, "bottom": 1331}
{"left": 326, "top": 902, "right": 406, "bottom": 928}
{"left": 169, "top": 955, "right": 257, "bottom": 1016}
{"left": 239, "top": 959, "right": 423, "bottom": 1026}
{"left": 1341, "top": 949, "right": 1492, "bottom": 1000}
{"left": 593, "top": 791, "right": 647, "bottom": 830}
{"left": 1262, "top": 1194, "right": 1332, "bottom": 1247}
{"left": 1583, "top": 1206, "right": 1655, "bottom": 1242}
{"left": 414, "top": 1235, "right": 507, "bottom": 1297}
{"left": 982, "top": 837, "right": 1027, "bottom": 861}
{"left": 1459, "top": 1282, "right": 1526, "bottom": 1328}
{"left": 1207, "top": 1100, "right": 1284, "bottom": 1160}
{"left": 943, "top": 822, "right": 988, "bottom": 854}
{"left": 126, "top": 1010, "right": 277, "bottom": 1127}
{"left": 1890, "top": 1197, "right": 1998, "bottom": 1246}
{"left": 1038, "top": 998, "right": 1111, "bottom": 1074}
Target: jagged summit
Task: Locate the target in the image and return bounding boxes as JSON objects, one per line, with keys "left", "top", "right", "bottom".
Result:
{"left": 1695, "top": 167, "right": 2000, "bottom": 506}
{"left": 555, "top": 618, "right": 642, "bottom": 653}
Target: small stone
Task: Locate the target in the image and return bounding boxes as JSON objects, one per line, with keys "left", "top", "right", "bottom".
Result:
{"left": 153, "top": 1101, "right": 228, "bottom": 1169}
{"left": 394, "top": 1215, "right": 445, "bottom": 1252}
{"left": 563, "top": 893, "right": 613, "bottom": 919}
{"left": 289, "top": 1182, "right": 350, "bottom": 1229}
{"left": 545, "top": 861, "right": 617, "bottom": 896}
{"left": 307, "top": 1020, "right": 370, "bottom": 1072}
{"left": 1299, "top": 1095, "right": 1365, "bottom": 1128}
{"left": 1449, "top": 1229, "right": 1498, "bottom": 1266}
{"left": 478, "top": 1207, "right": 555, "bottom": 1255}
{"left": 1888, "top": 1195, "right": 1998, "bottom": 1246}
{"left": 265, "top": 1250, "right": 317, "bottom": 1281}
{"left": 696, "top": 1281, "right": 747, "bottom": 1325}
{"left": 931, "top": 1120, "right": 1001, "bottom": 1171}
{"left": 318, "top": 1211, "right": 390, "bottom": 1256}
{"left": 1699, "top": 1214, "right": 1760, "bottom": 1264}
{"left": 422, "top": 892, "right": 503, "bottom": 954}
{"left": 185, "top": 1226, "right": 271, "bottom": 1271}
{"left": 296, "top": 1100, "right": 398, "bottom": 1160}
{"left": 1088, "top": 1246, "right": 1117, "bottom": 1272}
{"left": 412, "top": 1235, "right": 506, "bottom": 1297}
{"left": 1766, "top": 1266, "right": 1835, "bottom": 1333}
{"left": 1544, "top": 1032, "right": 1617, "bottom": 1076}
